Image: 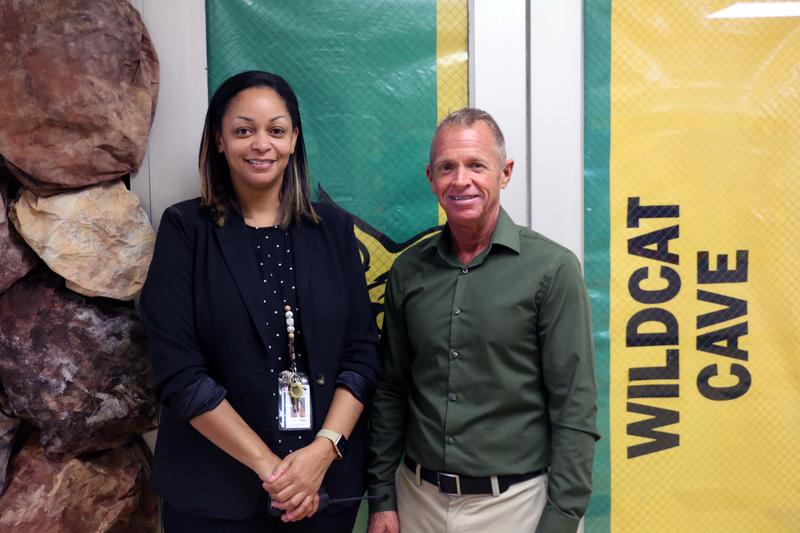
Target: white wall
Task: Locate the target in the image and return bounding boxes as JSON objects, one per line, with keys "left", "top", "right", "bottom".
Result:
{"left": 129, "top": 0, "right": 208, "bottom": 227}
{"left": 530, "top": 0, "right": 584, "bottom": 261}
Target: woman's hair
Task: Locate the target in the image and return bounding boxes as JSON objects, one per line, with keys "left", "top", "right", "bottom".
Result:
{"left": 198, "top": 71, "right": 319, "bottom": 227}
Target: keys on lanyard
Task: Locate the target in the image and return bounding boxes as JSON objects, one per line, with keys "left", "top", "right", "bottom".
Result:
{"left": 277, "top": 305, "right": 312, "bottom": 430}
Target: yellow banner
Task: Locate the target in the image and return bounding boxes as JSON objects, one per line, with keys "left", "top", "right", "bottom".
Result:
{"left": 609, "top": 2, "right": 800, "bottom": 531}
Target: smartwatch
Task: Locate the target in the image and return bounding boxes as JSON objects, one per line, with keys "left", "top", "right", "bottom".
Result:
{"left": 316, "top": 429, "right": 347, "bottom": 460}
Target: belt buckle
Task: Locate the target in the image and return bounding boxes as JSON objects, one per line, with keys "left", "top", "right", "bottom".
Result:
{"left": 437, "top": 472, "right": 462, "bottom": 496}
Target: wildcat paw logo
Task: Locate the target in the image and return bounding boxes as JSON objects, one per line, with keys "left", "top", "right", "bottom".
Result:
{"left": 318, "top": 187, "right": 440, "bottom": 329}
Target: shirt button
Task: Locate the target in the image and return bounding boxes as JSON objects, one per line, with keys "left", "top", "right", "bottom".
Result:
{"left": 461, "top": 267, "right": 469, "bottom": 274}
{"left": 448, "top": 393, "right": 458, "bottom": 402}
{"left": 450, "top": 351, "right": 459, "bottom": 359}
{"left": 453, "top": 308, "right": 461, "bottom": 315}
{"left": 446, "top": 436, "right": 455, "bottom": 445}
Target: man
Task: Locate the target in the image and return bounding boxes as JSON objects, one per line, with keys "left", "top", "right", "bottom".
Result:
{"left": 367, "top": 108, "right": 599, "bottom": 533}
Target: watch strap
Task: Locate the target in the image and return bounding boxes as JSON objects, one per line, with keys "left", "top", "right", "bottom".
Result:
{"left": 316, "top": 429, "right": 344, "bottom": 459}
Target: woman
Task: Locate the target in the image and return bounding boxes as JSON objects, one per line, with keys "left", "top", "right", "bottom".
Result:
{"left": 140, "top": 71, "right": 380, "bottom": 532}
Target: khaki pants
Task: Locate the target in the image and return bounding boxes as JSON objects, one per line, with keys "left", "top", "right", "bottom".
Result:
{"left": 396, "top": 462, "right": 548, "bottom": 532}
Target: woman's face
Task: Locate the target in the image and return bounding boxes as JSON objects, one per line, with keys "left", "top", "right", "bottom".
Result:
{"left": 217, "top": 86, "right": 298, "bottom": 198}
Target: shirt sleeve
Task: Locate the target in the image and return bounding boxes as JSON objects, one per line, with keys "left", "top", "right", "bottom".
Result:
{"left": 139, "top": 206, "right": 227, "bottom": 421}
{"left": 168, "top": 375, "right": 227, "bottom": 422}
{"left": 335, "top": 370, "right": 372, "bottom": 405}
{"left": 367, "top": 264, "right": 412, "bottom": 512}
{"left": 535, "top": 250, "right": 600, "bottom": 533}
{"left": 332, "top": 213, "right": 382, "bottom": 405}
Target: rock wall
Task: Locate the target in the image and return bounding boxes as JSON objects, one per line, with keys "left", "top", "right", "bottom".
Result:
{"left": 0, "top": 436, "right": 157, "bottom": 532}
{"left": 0, "top": 273, "right": 155, "bottom": 457}
{"left": 0, "top": 170, "right": 38, "bottom": 293}
{"left": 0, "top": 1, "right": 160, "bottom": 529}
{"left": 0, "top": 0, "right": 159, "bottom": 196}
{"left": 10, "top": 182, "right": 155, "bottom": 300}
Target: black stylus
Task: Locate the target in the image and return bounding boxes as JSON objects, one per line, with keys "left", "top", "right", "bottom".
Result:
{"left": 268, "top": 491, "right": 388, "bottom": 516}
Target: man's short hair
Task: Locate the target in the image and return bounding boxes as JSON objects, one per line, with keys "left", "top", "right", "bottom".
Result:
{"left": 429, "top": 107, "right": 507, "bottom": 163}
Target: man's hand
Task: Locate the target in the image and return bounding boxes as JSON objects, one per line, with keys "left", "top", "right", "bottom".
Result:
{"left": 261, "top": 438, "right": 337, "bottom": 522}
{"left": 368, "top": 510, "right": 400, "bottom": 533}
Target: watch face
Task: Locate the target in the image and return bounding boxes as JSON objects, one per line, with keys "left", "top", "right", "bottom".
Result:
{"left": 336, "top": 435, "right": 347, "bottom": 456}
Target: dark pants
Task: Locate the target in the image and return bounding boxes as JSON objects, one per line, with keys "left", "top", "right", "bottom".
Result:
{"left": 162, "top": 501, "right": 360, "bottom": 533}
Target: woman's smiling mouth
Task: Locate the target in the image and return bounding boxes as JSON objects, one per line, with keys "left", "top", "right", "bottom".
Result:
{"left": 245, "top": 158, "right": 276, "bottom": 168}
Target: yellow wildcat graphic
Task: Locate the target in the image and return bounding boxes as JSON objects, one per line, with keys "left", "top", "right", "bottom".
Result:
{"left": 318, "top": 187, "right": 440, "bottom": 330}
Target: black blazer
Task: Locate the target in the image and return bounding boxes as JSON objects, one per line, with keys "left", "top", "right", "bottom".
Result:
{"left": 139, "top": 199, "right": 380, "bottom": 519}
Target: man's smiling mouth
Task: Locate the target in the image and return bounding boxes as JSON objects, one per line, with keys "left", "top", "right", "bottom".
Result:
{"left": 449, "top": 195, "right": 478, "bottom": 201}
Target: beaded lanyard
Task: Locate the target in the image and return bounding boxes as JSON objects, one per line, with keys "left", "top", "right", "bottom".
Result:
{"left": 283, "top": 303, "right": 304, "bottom": 401}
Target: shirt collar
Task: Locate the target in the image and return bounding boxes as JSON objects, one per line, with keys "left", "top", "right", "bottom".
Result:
{"left": 422, "top": 207, "right": 521, "bottom": 260}
{"left": 491, "top": 208, "right": 521, "bottom": 254}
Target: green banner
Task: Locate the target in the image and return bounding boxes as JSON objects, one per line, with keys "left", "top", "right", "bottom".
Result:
{"left": 584, "top": 1, "right": 612, "bottom": 531}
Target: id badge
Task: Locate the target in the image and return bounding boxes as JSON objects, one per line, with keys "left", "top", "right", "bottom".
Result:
{"left": 278, "top": 370, "right": 313, "bottom": 431}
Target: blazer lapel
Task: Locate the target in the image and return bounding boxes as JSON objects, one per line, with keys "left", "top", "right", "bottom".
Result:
{"left": 214, "top": 212, "right": 273, "bottom": 351}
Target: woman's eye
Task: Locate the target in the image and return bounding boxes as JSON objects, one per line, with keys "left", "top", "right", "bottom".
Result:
{"left": 271, "top": 128, "right": 286, "bottom": 135}
{"left": 234, "top": 128, "right": 250, "bottom": 136}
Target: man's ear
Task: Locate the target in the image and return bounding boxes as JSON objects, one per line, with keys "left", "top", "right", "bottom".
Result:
{"left": 426, "top": 164, "right": 435, "bottom": 192}
{"left": 499, "top": 159, "right": 514, "bottom": 189}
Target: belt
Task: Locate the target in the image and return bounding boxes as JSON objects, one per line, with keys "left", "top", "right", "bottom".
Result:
{"left": 404, "top": 456, "right": 547, "bottom": 496}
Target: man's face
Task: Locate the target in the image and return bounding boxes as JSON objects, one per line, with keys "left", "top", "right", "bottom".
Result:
{"left": 426, "top": 122, "right": 513, "bottom": 229}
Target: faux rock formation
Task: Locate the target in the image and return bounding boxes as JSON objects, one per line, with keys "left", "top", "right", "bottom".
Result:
{"left": 0, "top": 436, "right": 157, "bottom": 532}
{"left": 0, "top": 0, "right": 159, "bottom": 196}
{"left": 9, "top": 180, "right": 155, "bottom": 301}
{"left": 0, "top": 403, "right": 20, "bottom": 497}
{"left": 0, "top": 174, "right": 37, "bottom": 293}
{"left": 0, "top": 273, "right": 155, "bottom": 457}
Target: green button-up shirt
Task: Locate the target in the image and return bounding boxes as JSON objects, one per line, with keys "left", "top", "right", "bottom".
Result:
{"left": 368, "top": 209, "right": 599, "bottom": 533}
